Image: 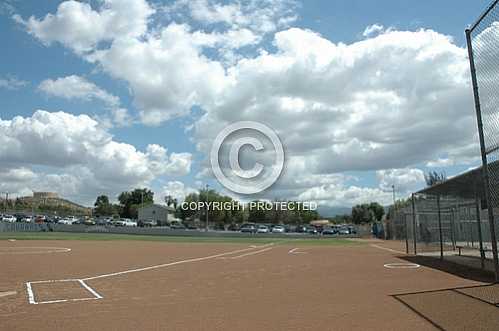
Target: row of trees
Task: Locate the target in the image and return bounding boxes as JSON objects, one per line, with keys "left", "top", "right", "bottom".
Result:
{"left": 178, "top": 189, "right": 320, "bottom": 226}
{"left": 94, "top": 187, "right": 320, "bottom": 225}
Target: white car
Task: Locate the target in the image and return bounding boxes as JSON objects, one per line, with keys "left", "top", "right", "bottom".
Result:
{"left": 272, "top": 225, "right": 285, "bottom": 233}
{"left": 58, "top": 218, "right": 76, "bottom": 225}
{"left": 257, "top": 225, "right": 270, "bottom": 233}
{"left": 2, "top": 215, "right": 16, "bottom": 223}
{"left": 21, "top": 216, "right": 33, "bottom": 223}
{"left": 124, "top": 219, "right": 137, "bottom": 227}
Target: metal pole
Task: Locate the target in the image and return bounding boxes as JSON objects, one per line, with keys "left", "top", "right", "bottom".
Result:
{"left": 450, "top": 207, "right": 456, "bottom": 250}
{"left": 205, "top": 184, "right": 209, "bottom": 232}
{"left": 411, "top": 194, "right": 417, "bottom": 255}
{"left": 475, "top": 191, "right": 486, "bottom": 269}
{"left": 466, "top": 29, "right": 499, "bottom": 281}
{"left": 437, "top": 196, "right": 444, "bottom": 260}
{"left": 405, "top": 213, "right": 409, "bottom": 254}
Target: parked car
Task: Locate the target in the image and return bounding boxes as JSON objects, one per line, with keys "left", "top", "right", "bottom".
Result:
{"left": 338, "top": 227, "right": 350, "bottom": 235}
{"left": 227, "top": 223, "right": 240, "bottom": 231}
{"left": 139, "top": 219, "right": 156, "bottom": 227}
{"left": 58, "top": 218, "right": 74, "bottom": 225}
{"left": 21, "top": 216, "right": 33, "bottom": 223}
{"left": 257, "top": 225, "right": 270, "bottom": 233}
{"left": 95, "top": 218, "right": 110, "bottom": 226}
{"left": 83, "top": 218, "right": 96, "bottom": 226}
{"left": 170, "top": 222, "right": 186, "bottom": 230}
{"left": 2, "top": 215, "right": 16, "bottom": 223}
{"left": 295, "top": 225, "right": 308, "bottom": 233}
{"left": 240, "top": 223, "right": 257, "bottom": 233}
{"left": 306, "top": 226, "right": 318, "bottom": 235}
{"left": 322, "top": 227, "right": 338, "bottom": 235}
{"left": 125, "top": 219, "right": 137, "bottom": 227}
{"left": 272, "top": 225, "right": 285, "bottom": 233}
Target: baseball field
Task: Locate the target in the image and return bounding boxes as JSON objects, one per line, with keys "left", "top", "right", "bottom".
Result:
{"left": 0, "top": 233, "right": 497, "bottom": 330}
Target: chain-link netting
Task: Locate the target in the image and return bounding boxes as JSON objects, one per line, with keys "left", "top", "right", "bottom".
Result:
{"left": 468, "top": 0, "right": 499, "bottom": 277}
{"left": 391, "top": 194, "right": 497, "bottom": 258}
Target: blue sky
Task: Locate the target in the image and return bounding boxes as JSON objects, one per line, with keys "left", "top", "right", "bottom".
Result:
{"left": 0, "top": 0, "right": 493, "bottom": 209}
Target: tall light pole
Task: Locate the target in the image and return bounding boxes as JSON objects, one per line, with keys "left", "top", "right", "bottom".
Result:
{"left": 391, "top": 185, "right": 396, "bottom": 206}
{"left": 205, "top": 184, "right": 209, "bottom": 232}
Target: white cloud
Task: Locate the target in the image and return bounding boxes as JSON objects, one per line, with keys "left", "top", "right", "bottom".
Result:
{"left": 38, "top": 75, "right": 119, "bottom": 107}
{"left": 159, "top": 180, "right": 197, "bottom": 203}
{"left": 88, "top": 23, "right": 228, "bottom": 125}
{"left": 13, "top": 1, "right": 485, "bottom": 207}
{"left": 376, "top": 168, "right": 425, "bottom": 193}
{"left": 362, "top": 24, "right": 384, "bottom": 37}
{"left": 0, "top": 76, "right": 28, "bottom": 90}
{"left": 170, "top": 0, "right": 298, "bottom": 34}
{"left": 0, "top": 111, "right": 192, "bottom": 204}
{"left": 14, "top": 0, "right": 154, "bottom": 54}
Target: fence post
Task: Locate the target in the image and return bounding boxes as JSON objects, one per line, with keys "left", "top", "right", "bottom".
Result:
{"left": 466, "top": 28, "right": 499, "bottom": 281}
{"left": 475, "top": 190, "right": 486, "bottom": 269}
{"left": 405, "top": 213, "right": 409, "bottom": 254}
{"left": 437, "top": 195, "right": 443, "bottom": 260}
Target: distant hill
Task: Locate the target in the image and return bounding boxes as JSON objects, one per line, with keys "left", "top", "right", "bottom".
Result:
{"left": 317, "top": 206, "right": 351, "bottom": 217}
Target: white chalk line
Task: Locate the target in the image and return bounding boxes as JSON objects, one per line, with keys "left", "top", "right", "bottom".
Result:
{"left": 0, "top": 247, "right": 71, "bottom": 255}
{"left": 288, "top": 247, "right": 307, "bottom": 255}
{"left": 26, "top": 279, "right": 104, "bottom": 305}
{"left": 384, "top": 263, "right": 420, "bottom": 269}
{"left": 370, "top": 244, "right": 406, "bottom": 255}
{"left": 0, "top": 291, "right": 17, "bottom": 298}
{"left": 82, "top": 243, "right": 273, "bottom": 281}
{"left": 25, "top": 243, "right": 274, "bottom": 304}
{"left": 227, "top": 246, "right": 274, "bottom": 259}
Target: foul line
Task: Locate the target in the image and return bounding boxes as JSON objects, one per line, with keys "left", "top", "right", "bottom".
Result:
{"left": 370, "top": 244, "right": 406, "bottom": 255}
{"left": 0, "top": 291, "right": 17, "bottom": 298}
{"left": 0, "top": 247, "right": 71, "bottom": 255}
{"left": 227, "top": 246, "right": 274, "bottom": 259}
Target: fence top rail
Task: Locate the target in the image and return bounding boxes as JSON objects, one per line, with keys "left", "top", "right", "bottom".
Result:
{"left": 468, "top": 0, "right": 499, "bottom": 33}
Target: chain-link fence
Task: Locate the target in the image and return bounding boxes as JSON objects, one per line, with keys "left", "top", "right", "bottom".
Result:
{"left": 391, "top": 186, "right": 498, "bottom": 271}
{"left": 467, "top": 0, "right": 499, "bottom": 279}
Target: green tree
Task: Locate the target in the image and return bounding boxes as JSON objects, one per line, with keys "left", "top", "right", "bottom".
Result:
{"left": 368, "top": 202, "right": 385, "bottom": 222}
{"left": 351, "top": 204, "right": 373, "bottom": 224}
{"left": 118, "top": 188, "right": 154, "bottom": 218}
{"left": 424, "top": 171, "right": 446, "bottom": 187}
{"left": 94, "top": 195, "right": 116, "bottom": 216}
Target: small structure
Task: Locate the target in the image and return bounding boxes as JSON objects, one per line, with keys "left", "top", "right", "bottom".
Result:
{"left": 138, "top": 204, "right": 175, "bottom": 226}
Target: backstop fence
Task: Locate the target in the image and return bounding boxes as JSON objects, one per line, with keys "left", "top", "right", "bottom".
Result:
{"left": 466, "top": 0, "right": 499, "bottom": 280}
{"left": 391, "top": 191, "right": 499, "bottom": 276}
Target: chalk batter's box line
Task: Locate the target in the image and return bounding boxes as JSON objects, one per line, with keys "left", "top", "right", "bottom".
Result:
{"left": 26, "top": 279, "right": 103, "bottom": 305}
{"left": 24, "top": 243, "right": 275, "bottom": 305}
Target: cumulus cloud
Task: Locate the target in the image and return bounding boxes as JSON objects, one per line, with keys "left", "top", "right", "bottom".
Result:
{"left": 14, "top": 0, "right": 154, "bottom": 54}
{"left": 0, "top": 111, "right": 192, "bottom": 204}
{"left": 376, "top": 168, "right": 425, "bottom": 193}
{"left": 38, "top": 75, "right": 119, "bottom": 107}
{"left": 168, "top": 0, "right": 298, "bottom": 34}
{"left": 13, "top": 1, "right": 484, "bottom": 207}
{"left": 159, "top": 180, "right": 197, "bottom": 202}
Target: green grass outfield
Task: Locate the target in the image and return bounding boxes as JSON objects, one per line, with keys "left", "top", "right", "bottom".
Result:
{"left": 0, "top": 232, "right": 362, "bottom": 246}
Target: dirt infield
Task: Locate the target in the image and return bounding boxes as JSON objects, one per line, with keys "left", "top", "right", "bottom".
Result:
{"left": 0, "top": 238, "right": 497, "bottom": 330}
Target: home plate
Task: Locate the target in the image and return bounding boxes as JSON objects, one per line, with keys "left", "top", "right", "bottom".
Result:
{"left": 0, "top": 291, "right": 17, "bottom": 298}
{"left": 8, "top": 239, "right": 16, "bottom": 242}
